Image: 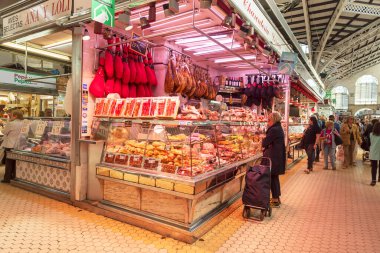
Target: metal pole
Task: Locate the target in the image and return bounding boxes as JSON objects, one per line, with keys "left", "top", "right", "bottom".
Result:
{"left": 71, "top": 27, "right": 83, "bottom": 201}
{"left": 24, "top": 42, "right": 28, "bottom": 76}
{"left": 284, "top": 75, "right": 290, "bottom": 148}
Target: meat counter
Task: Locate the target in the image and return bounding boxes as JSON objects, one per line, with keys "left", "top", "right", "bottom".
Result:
{"left": 91, "top": 118, "right": 264, "bottom": 243}
{"left": 8, "top": 118, "right": 71, "bottom": 199}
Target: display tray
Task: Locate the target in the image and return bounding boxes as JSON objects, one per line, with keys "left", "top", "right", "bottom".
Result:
{"left": 96, "top": 154, "right": 260, "bottom": 195}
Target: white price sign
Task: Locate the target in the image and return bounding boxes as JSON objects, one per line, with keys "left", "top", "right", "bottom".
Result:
{"left": 35, "top": 121, "right": 47, "bottom": 136}
{"left": 51, "top": 121, "right": 64, "bottom": 135}
{"left": 20, "top": 120, "right": 31, "bottom": 134}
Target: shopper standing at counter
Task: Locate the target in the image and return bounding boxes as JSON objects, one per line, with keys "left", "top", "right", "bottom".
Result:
{"left": 262, "top": 111, "right": 286, "bottom": 207}
{"left": 341, "top": 116, "right": 361, "bottom": 168}
{"left": 1, "top": 110, "right": 23, "bottom": 183}
{"left": 302, "top": 116, "right": 321, "bottom": 174}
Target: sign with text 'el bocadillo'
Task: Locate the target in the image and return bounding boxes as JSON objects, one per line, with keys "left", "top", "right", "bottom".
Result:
{"left": 2, "top": 0, "right": 72, "bottom": 36}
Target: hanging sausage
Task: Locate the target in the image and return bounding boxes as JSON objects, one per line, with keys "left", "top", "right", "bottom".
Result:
{"left": 121, "top": 43, "right": 130, "bottom": 98}
{"left": 114, "top": 37, "right": 123, "bottom": 80}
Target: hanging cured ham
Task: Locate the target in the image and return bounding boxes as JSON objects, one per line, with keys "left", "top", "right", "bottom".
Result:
{"left": 114, "top": 37, "right": 123, "bottom": 79}
{"left": 89, "top": 56, "right": 106, "bottom": 98}
{"left": 105, "top": 78, "right": 115, "bottom": 95}
{"left": 105, "top": 38, "right": 114, "bottom": 79}
{"left": 128, "top": 49, "right": 137, "bottom": 83}
{"left": 121, "top": 47, "right": 130, "bottom": 98}
{"left": 147, "top": 50, "right": 157, "bottom": 86}
{"left": 113, "top": 78, "right": 122, "bottom": 95}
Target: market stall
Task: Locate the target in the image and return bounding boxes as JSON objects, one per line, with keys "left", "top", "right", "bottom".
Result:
{"left": 71, "top": 0, "right": 326, "bottom": 243}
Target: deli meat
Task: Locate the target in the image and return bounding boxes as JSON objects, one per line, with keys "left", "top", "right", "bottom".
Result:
{"left": 113, "top": 79, "right": 122, "bottom": 95}
{"left": 128, "top": 49, "right": 137, "bottom": 83}
{"left": 89, "top": 57, "right": 106, "bottom": 98}
{"left": 134, "top": 54, "right": 142, "bottom": 85}
{"left": 147, "top": 51, "right": 157, "bottom": 86}
{"left": 129, "top": 83, "right": 137, "bottom": 98}
{"left": 105, "top": 38, "right": 114, "bottom": 78}
{"left": 114, "top": 37, "right": 123, "bottom": 79}
{"left": 105, "top": 78, "right": 115, "bottom": 95}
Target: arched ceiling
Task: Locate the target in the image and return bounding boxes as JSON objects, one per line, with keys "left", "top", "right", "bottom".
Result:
{"left": 276, "top": 0, "right": 380, "bottom": 87}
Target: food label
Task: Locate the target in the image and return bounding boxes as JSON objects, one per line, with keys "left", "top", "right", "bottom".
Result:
{"left": 132, "top": 155, "right": 140, "bottom": 161}
{"left": 35, "top": 121, "right": 47, "bottom": 136}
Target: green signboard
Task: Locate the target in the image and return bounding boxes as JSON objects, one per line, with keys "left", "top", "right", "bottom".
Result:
{"left": 91, "top": 0, "right": 115, "bottom": 27}
{"left": 324, "top": 90, "right": 332, "bottom": 99}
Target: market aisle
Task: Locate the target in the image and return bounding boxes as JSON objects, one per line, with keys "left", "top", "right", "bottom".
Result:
{"left": 1, "top": 157, "right": 380, "bottom": 253}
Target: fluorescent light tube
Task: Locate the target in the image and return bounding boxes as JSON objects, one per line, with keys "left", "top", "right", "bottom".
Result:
{"left": 215, "top": 55, "right": 256, "bottom": 63}
{"left": 146, "top": 11, "right": 201, "bottom": 29}
{"left": 193, "top": 44, "right": 241, "bottom": 55}
{"left": 2, "top": 42, "right": 71, "bottom": 61}
{"left": 165, "top": 27, "right": 225, "bottom": 40}
{"left": 42, "top": 39, "right": 72, "bottom": 49}
{"left": 183, "top": 38, "right": 234, "bottom": 51}
{"left": 175, "top": 34, "right": 227, "bottom": 44}
{"left": 151, "top": 19, "right": 211, "bottom": 33}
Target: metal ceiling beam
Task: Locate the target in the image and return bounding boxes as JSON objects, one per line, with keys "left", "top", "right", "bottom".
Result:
{"left": 344, "top": 2, "right": 380, "bottom": 16}
{"left": 319, "top": 19, "right": 380, "bottom": 72}
{"left": 314, "top": 0, "right": 351, "bottom": 70}
{"left": 302, "top": 0, "right": 312, "bottom": 61}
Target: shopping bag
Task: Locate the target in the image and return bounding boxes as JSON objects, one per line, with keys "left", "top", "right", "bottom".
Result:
{"left": 336, "top": 146, "right": 344, "bottom": 161}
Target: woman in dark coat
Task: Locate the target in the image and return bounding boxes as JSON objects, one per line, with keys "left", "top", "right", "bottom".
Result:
{"left": 262, "top": 111, "right": 286, "bottom": 207}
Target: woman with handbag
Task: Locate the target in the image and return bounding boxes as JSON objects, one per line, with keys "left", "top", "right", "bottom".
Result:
{"left": 320, "top": 121, "right": 340, "bottom": 170}
{"left": 262, "top": 111, "right": 286, "bottom": 207}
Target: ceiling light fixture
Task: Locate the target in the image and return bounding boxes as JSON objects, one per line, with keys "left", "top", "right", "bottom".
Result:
{"left": 151, "top": 19, "right": 211, "bottom": 33}
{"left": 175, "top": 34, "right": 227, "bottom": 44}
{"left": 118, "top": 10, "right": 133, "bottom": 31}
{"left": 165, "top": 27, "right": 225, "bottom": 40}
{"left": 214, "top": 55, "right": 256, "bottom": 63}
{"left": 221, "top": 10, "right": 236, "bottom": 29}
{"left": 42, "top": 39, "right": 72, "bottom": 49}
{"left": 200, "top": 0, "right": 212, "bottom": 9}
{"left": 143, "top": 10, "right": 200, "bottom": 28}
{"left": 140, "top": 17, "right": 151, "bottom": 29}
{"left": 131, "top": 3, "right": 187, "bottom": 21}
{"left": 83, "top": 29, "right": 90, "bottom": 41}
{"left": 193, "top": 44, "right": 241, "bottom": 55}
{"left": 2, "top": 42, "right": 71, "bottom": 61}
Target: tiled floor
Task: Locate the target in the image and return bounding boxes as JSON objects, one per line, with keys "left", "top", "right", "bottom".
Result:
{"left": 1, "top": 154, "right": 380, "bottom": 253}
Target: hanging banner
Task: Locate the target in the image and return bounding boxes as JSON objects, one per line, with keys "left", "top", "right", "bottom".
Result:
{"left": 0, "top": 68, "right": 56, "bottom": 90}
{"left": 2, "top": 0, "right": 72, "bottom": 36}
{"left": 228, "top": 0, "right": 289, "bottom": 54}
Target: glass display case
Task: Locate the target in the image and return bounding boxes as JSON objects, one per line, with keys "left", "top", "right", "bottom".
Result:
{"left": 287, "top": 124, "right": 308, "bottom": 167}
{"left": 98, "top": 119, "right": 265, "bottom": 179}
{"left": 14, "top": 118, "right": 71, "bottom": 160}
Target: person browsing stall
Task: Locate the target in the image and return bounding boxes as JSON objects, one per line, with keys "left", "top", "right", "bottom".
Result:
{"left": 262, "top": 112, "right": 286, "bottom": 207}
{"left": 320, "top": 121, "right": 339, "bottom": 170}
{"left": 1, "top": 110, "right": 24, "bottom": 183}
{"left": 341, "top": 116, "right": 361, "bottom": 168}
{"left": 302, "top": 116, "right": 321, "bottom": 174}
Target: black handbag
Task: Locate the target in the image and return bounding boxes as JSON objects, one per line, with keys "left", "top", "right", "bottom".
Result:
{"left": 334, "top": 133, "right": 343, "bottom": 146}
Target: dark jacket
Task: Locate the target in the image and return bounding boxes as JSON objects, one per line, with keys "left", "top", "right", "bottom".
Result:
{"left": 262, "top": 122, "right": 286, "bottom": 175}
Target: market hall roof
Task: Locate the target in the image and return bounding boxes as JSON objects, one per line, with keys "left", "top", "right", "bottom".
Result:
{"left": 275, "top": 0, "right": 380, "bottom": 86}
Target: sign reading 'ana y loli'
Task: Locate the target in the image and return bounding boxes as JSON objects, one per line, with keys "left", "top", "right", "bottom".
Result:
{"left": 91, "top": 0, "right": 115, "bottom": 27}
{"left": 2, "top": 0, "right": 72, "bottom": 36}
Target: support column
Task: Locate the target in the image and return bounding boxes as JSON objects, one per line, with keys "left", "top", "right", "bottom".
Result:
{"left": 70, "top": 27, "right": 83, "bottom": 201}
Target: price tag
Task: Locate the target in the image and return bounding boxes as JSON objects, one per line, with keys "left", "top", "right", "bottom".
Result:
{"left": 20, "top": 121, "right": 30, "bottom": 134}
{"left": 124, "top": 121, "right": 132, "bottom": 127}
{"left": 51, "top": 121, "right": 64, "bottom": 135}
{"left": 141, "top": 122, "right": 150, "bottom": 129}
{"left": 35, "top": 121, "right": 47, "bottom": 136}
